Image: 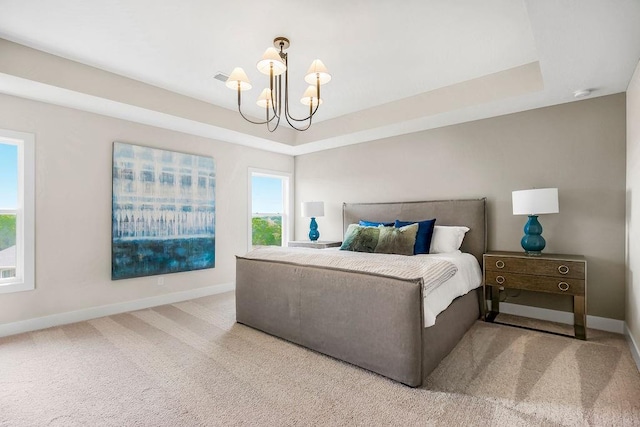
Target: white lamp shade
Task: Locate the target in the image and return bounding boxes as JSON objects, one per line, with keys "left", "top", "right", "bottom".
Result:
{"left": 301, "top": 201, "right": 324, "bottom": 218}
{"left": 257, "top": 48, "right": 287, "bottom": 76}
{"left": 304, "top": 59, "right": 331, "bottom": 85}
{"left": 512, "top": 188, "right": 559, "bottom": 215}
{"left": 256, "top": 88, "right": 273, "bottom": 108}
{"left": 300, "top": 85, "right": 323, "bottom": 107}
{"left": 225, "top": 67, "right": 252, "bottom": 91}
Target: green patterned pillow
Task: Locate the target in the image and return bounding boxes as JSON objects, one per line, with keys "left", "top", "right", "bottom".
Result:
{"left": 374, "top": 223, "right": 419, "bottom": 256}
{"left": 340, "top": 224, "right": 381, "bottom": 253}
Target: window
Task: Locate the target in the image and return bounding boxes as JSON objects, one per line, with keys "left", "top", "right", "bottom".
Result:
{"left": 248, "top": 169, "right": 291, "bottom": 249}
{"left": 160, "top": 170, "right": 175, "bottom": 186}
{"left": 0, "top": 129, "right": 35, "bottom": 294}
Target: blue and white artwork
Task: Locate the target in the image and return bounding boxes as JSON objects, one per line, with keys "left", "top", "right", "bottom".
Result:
{"left": 112, "top": 142, "right": 215, "bottom": 280}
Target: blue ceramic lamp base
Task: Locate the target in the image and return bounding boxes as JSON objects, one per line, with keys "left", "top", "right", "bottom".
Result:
{"left": 308, "top": 217, "right": 319, "bottom": 241}
{"left": 521, "top": 215, "right": 546, "bottom": 256}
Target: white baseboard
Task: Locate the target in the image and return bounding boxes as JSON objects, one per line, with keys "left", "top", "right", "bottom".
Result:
{"left": 625, "top": 324, "right": 640, "bottom": 372}
{"left": 489, "top": 302, "right": 625, "bottom": 334}
{"left": 0, "top": 282, "right": 235, "bottom": 338}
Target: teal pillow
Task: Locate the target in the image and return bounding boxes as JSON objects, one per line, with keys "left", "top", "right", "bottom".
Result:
{"left": 374, "top": 223, "right": 419, "bottom": 256}
{"left": 340, "top": 224, "right": 381, "bottom": 253}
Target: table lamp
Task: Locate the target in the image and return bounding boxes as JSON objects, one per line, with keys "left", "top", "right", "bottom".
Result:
{"left": 512, "top": 188, "right": 559, "bottom": 256}
{"left": 301, "top": 201, "right": 324, "bottom": 241}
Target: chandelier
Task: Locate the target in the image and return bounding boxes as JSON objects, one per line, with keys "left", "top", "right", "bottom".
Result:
{"left": 225, "top": 37, "right": 331, "bottom": 132}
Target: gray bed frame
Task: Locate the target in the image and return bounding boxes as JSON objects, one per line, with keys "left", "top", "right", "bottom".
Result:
{"left": 236, "top": 198, "right": 487, "bottom": 387}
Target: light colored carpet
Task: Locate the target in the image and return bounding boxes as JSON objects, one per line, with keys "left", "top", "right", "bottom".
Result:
{"left": 1, "top": 291, "right": 639, "bottom": 426}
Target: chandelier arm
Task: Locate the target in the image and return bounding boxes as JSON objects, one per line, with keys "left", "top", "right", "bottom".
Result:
{"left": 266, "top": 101, "right": 275, "bottom": 132}
{"left": 285, "top": 100, "right": 320, "bottom": 122}
{"left": 285, "top": 101, "right": 320, "bottom": 121}
{"left": 276, "top": 54, "right": 286, "bottom": 118}
{"left": 283, "top": 91, "right": 313, "bottom": 131}
{"left": 238, "top": 107, "right": 276, "bottom": 125}
{"left": 284, "top": 110, "right": 313, "bottom": 131}
{"left": 266, "top": 103, "right": 282, "bottom": 132}
{"left": 271, "top": 75, "right": 282, "bottom": 118}
{"left": 268, "top": 65, "right": 280, "bottom": 118}
{"left": 266, "top": 91, "right": 280, "bottom": 133}
{"left": 237, "top": 87, "right": 279, "bottom": 125}
{"left": 235, "top": 86, "right": 275, "bottom": 125}
{"left": 283, "top": 68, "right": 321, "bottom": 122}
{"left": 236, "top": 81, "right": 281, "bottom": 125}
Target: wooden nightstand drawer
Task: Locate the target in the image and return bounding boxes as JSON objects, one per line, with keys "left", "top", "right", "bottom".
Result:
{"left": 484, "top": 271, "right": 585, "bottom": 296}
{"left": 484, "top": 255, "right": 585, "bottom": 279}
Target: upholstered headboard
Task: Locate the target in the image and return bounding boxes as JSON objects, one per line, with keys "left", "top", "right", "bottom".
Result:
{"left": 342, "top": 198, "right": 487, "bottom": 263}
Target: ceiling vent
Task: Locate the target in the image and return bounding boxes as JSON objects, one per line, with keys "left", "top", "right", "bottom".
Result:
{"left": 213, "top": 72, "right": 229, "bottom": 83}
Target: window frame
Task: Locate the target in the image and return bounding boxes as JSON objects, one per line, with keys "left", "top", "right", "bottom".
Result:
{"left": 0, "top": 129, "right": 35, "bottom": 294}
{"left": 247, "top": 168, "right": 293, "bottom": 251}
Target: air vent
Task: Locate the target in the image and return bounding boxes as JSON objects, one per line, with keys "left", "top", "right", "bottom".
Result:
{"left": 214, "top": 72, "right": 229, "bottom": 83}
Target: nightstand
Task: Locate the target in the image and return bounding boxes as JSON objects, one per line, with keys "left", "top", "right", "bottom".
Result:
{"left": 288, "top": 240, "right": 342, "bottom": 249}
{"left": 483, "top": 251, "right": 587, "bottom": 340}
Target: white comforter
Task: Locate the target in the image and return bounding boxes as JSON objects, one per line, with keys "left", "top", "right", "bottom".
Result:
{"left": 243, "top": 247, "right": 482, "bottom": 327}
{"left": 417, "top": 251, "right": 483, "bottom": 327}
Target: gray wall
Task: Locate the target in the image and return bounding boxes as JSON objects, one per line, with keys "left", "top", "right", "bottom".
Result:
{"left": 0, "top": 93, "right": 294, "bottom": 326}
{"left": 295, "top": 94, "right": 626, "bottom": 320}
{"left": 626, "top": 61, "right": 640, "bottom": 346}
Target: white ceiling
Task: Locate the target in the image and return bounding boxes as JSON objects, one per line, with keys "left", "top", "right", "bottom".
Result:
{"left": 0, "top": 0, "right": 639, "bottom": 153}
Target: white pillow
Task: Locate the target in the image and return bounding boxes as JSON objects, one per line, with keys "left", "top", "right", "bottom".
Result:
{"left": 429, "top": 225, "right": 470, "bottom": 253}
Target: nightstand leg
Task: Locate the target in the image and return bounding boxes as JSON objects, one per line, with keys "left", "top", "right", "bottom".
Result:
{"left": 485, "top": 285, "right": 499, "bottom": 322}
{"left": 574, "top": 295, "right": 587, "bottom": 340}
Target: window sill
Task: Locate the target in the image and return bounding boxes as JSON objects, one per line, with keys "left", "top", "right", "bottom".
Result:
{"left": 0, "top": 280, "right": 34, "bottom": 294}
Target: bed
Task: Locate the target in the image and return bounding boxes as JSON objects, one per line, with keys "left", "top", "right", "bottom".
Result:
{"left": 235, "top": 199, "right": 487, "bottom": 387}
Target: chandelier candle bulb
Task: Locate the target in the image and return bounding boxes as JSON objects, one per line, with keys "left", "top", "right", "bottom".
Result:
{"left": 256, "top": 88, "right": 274, "bottom": 108}
{"left": 301, "top": 85, "right": 322, "bottom": 107}
{"left": 304, "top": 59, "right": 332, "bottom": 85}
{"left": 256, "top": 48, "right": 287, "bottom": 75}
{"left": 225, "top": 67, "right": 252, "bottom": 91}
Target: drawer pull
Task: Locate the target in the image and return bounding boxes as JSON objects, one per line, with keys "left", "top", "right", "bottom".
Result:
{"left": 558, "top": 265, "right": 569, "bottom": 275}
{"left": 495, "top": 260, "right": 505, "bottom": 269}
{"left": 558, "top": 282, "right": 570, "bottom": 292}
{"left": 495, "top": 275, "right": 505, "bottom": 284}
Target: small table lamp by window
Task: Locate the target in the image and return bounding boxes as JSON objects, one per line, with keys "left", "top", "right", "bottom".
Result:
{"left": 512, "top": 188, "right": 559, "bottom": 256}
{"left": 301, "top": 201, "right": 324, "bottom": 241}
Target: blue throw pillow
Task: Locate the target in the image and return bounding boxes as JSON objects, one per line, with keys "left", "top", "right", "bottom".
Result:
{"left": 359, "top": 220, "right": 394, "bottom": 227}
{"left": 394, "top": 218, "right": 436, "bottom": 254}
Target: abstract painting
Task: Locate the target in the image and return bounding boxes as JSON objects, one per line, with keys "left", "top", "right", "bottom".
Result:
{"left": 112, "top": 142, "right": 215, "bottom": 280}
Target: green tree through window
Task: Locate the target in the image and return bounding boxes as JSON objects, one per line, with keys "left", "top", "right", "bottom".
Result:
{"left": 252, "top": 216, "right": 282, "bottom": 246}
{"left": 0, "top": 215, "right": 16, "bottom": 251}
{"left": 250, "top": 171, "right": 288, "bottom": 248}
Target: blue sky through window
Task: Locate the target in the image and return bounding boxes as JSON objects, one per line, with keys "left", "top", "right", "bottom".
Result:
{"left": 252, "top": 175, "right": 283, "bottom": 214}
{"left": 0, "top": 143, "right": 18, "bottom": 209}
